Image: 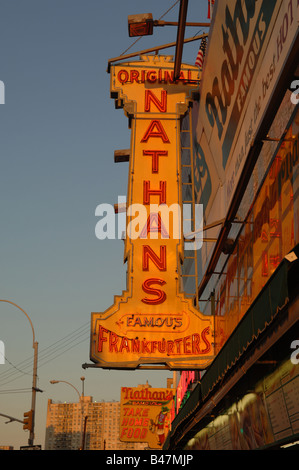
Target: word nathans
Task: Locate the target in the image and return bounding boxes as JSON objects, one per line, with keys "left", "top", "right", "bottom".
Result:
{"left": 122, "top": 387, "right": 174, "bottom": 402}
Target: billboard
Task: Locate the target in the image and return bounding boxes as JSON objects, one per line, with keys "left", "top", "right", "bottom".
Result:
{"left": 89, "top": 55, "right": 215, "bottom": 370}
{"left": 120, "top": 385, "right": 174, "bottom": 449}
{"left": 195, "top": 0, "right": 299, "bottom": 222}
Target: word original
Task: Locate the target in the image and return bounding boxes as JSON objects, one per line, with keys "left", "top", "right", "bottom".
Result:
{"left": 117, "top": 68, "right": 195, "bottom": 85}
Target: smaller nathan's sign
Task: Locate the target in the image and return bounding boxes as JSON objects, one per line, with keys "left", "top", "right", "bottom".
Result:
{"left": 120, "top": 385, "right": 175, "bottom": 449}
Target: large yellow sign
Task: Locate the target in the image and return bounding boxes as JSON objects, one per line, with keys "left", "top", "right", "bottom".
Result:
{"left": 120, "top": 385, "right": 174, "bottom": 449}
{"left": 90, "top": 55, "right": 214, "bottom": 369}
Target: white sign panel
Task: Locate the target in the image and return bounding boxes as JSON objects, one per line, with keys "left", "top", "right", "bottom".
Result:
{"left": 196, "top": 0, "right": 298, "bottom": 219}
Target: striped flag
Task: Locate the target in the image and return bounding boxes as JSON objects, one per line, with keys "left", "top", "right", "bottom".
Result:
{"left": 195, "top": 37, "right": 207, "bottom": 68}
{"left": 207, "top": 0, "right": 215, "bottom": 19}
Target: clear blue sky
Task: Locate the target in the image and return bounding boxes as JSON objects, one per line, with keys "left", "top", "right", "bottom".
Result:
{"left": 0, "top": 0, "right": 209, "bottom": 448}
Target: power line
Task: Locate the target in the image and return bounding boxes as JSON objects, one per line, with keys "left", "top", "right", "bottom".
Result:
{"left": 37, "top": 335, "right": 89, "bottom": 369}
{"left": 0, "top": 321, "right": 89, "bottom": 377}
{"left": 0, "top": 324, "right": 86, "bottom": 381}
{"left": 0, "top": 332, "right": 89, "bottom": 388}
{"left": 0, "top": 388, "right": 32, "bottom": 394}
{"left": 1, "top": 355, "right": 33, "bottom": 377}
{"left": 0, "top": 324, "right": 89, "bottom": 383}
{"left": 0, "top": 322, "right": 90, "bottom": 387}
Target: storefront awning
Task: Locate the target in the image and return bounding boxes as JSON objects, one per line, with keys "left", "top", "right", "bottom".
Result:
{"left": 165, "top": 250, "right": 297, "bottom": 449}
{"left": 164, "top": 383, "right": 201, "bottom": 449}
{"left": 201, "top": 256, "right": 291, "bottom": 400}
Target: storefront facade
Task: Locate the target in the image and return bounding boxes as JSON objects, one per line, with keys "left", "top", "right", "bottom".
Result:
{"left": 165, "top": 0, "right": 299, "bottom": 450}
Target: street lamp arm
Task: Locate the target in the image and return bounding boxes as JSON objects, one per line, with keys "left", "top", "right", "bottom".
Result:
{"left": 50, "top": 380, "right": 81, "bottom": 401}
{"left": 107, "top": 33, "right": 208, "bottom": 72}
{"left": 0, "top": 300, "right": 36, "bottom": 346}
{"left": 0, "top": 299, "right": 38, "bottom": 446}
{"left": 154, "top": 20, "right": 210, "bottom": 27}
{"left": 50, "top": 379, "right": 85, "bottom": 450}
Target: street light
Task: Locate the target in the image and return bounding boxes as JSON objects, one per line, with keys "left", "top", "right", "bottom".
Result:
{"left": 128, "top": 12, "right": 210, "bottom": 37}
{"left": 50, "top": 379, "right": 85, "bottom": 450}
{"left": 127, "top": 1, "right": 210, "bottom": 79}
{"left": 0, "top": 299, "right": 38, "bottom": 446}
{"left": 128, "top": 13, "right": 154, "bottom": 37}
{"left": 80, "top": 376, "right": 85, "bottom": 397}
{"left": 50, "top": 380, "right": 81, "bottom": 400}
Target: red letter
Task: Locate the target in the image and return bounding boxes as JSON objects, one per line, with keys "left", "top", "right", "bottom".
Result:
{"left": 143, "top": 150, "right": 168, "bottom": 173}
{"left": 141, "top": 120, "right": 170, "bottom": 143}
{"left": 98, "top": 326, "right": 108, "bottom": 352}
{"left": 120, "top": 336, "right": 130, "bottom": 353}
{"left": 130, "top": 70, "right": 139, "bottom": 83}
{"left": 142, "top": 278, "right": 166, "bottom": 304}
{"left": 140, "top": 213, "right": 170, "bottom": 238}
{"left": 145, "top": 90, "right": 167, "bottom": 112}
{"left": 143, "top": 181, "right": 166, "bottom": 204}
{"left": 109, "top": 330, "right": 119, "bottom": 353}
{"left": 120, "top": 428, "right": 128, "bottom": 438}
{"left": 118, "top": 70, "right": 129, "bottom": 84}
{"left": 143, "top": 245, "right": 166, "bottom": 271}
{"left": 192, "top": 334, "right": 201, "bottom": 354}
{"left": 201, "top": 327, "right": 211, "bottom": 354}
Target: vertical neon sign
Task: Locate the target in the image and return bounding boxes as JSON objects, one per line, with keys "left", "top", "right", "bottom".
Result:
{"left": 90, "top": 56, "right": 214, "bottom": 370}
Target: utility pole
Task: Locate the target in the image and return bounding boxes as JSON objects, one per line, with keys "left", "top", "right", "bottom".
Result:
{"left": 29, "top": 340, "right": 38, "bottom": 446}
{"left": 82, "top": 416, "right": 88, "bottom": 450}
{"left": 0, "top": 300, "right": 39, "bottom": 446}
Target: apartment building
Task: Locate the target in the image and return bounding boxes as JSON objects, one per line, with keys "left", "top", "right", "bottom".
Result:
{"left": 45, "top": 396, "right": 146, "bottom": 450}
